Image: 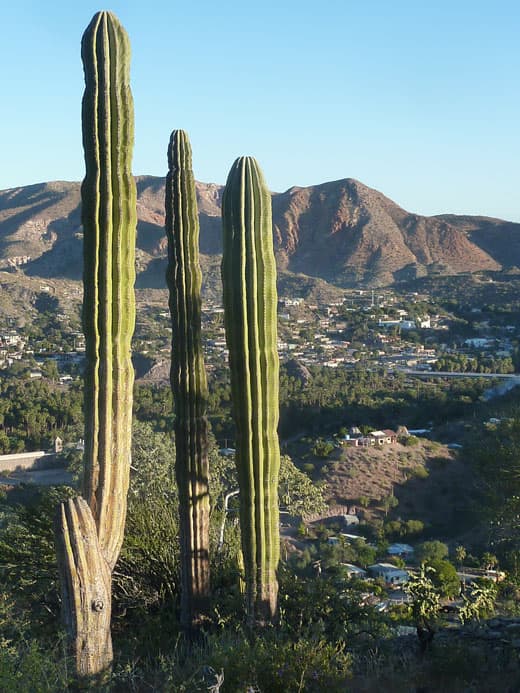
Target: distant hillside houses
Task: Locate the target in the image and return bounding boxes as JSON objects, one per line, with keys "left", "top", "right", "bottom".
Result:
{"left": 279, "top": 297, "right": 304, "bottom": 307}
{"left": 341, "top": 427, "right": 397, "bottom": 447}
{"left": 0, "top": 332, "right": 23, "bottom": 346}
{"left": 378, "top": 315, "right": 431, "bottom": 330}
{"left": 464, "top": 337, "right": 496, "bottom": 349}
{"left": 368, "top": 563, "right": 409, "bottom": 586}
{"left": 6, "top": 255, "right": 31, "bottom": 268}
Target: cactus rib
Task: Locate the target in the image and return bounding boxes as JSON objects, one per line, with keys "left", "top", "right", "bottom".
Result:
{"left": 81, "top": 10, "right": 136, "bottom": 570}
{"left": 221, "top": 156, "right": 280, "bottom": 623}
{"left": 166, "top": 130, "right": 210, "bottom": 627}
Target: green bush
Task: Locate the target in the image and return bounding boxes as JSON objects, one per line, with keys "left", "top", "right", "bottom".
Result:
{"left": 384, "top": 520, "right": 403, "bottom": 538}
{"left": 427, "top": 559, "right": 460, "bottom": 597}
{"left": 0, "top": 485, "right": 75, "bottom": 635}
{"left": 146, "top": 632, "right": 352, "bottom": 692}
{"left": 415, "top": 540, "right": 449, "bottom": 564}
{"left": 312, "top": 438, "right": 335, "bottom": 458}
{"left": 0, "top": 596, "right": 71, "bottom": 692}
{"left": 404, "top": 519, "right": 425, "bottom": 536}
{"left": 410, "top": 465, "right": 429, "bottom": 479}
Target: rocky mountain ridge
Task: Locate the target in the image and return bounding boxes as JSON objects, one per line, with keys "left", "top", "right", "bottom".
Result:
{"left": 0, "top": 176, "right": 518, "bottom": 288}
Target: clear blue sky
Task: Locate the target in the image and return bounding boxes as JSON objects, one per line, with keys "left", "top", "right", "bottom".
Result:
{"left": 1, "top": 1, "right": 519, "bottom": 220}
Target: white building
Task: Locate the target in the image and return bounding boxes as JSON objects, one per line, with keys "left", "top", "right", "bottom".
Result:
{"left": 340, "top": 563, "right": 368, "bottom": 579}
{"left": 368, "top": 563, "right": 409, "bottom": 586}
{"left": 387, "top": 543, "right": 414, "bottom": 558}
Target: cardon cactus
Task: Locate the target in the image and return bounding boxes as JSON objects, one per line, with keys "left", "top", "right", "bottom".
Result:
{"left": 165, "top": 129, "right": 210, "bottom": 628}
{"left": 221, "top": 156, "right": 280, "bottom": 624}
{"left": 54, "top": 11, "right": 136, "bottom": 678}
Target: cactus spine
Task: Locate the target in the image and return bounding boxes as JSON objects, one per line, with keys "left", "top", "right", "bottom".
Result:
{"left": 221, "top": 156, "right": 280, "bottom": 623}
{"left": 165, "top": 130, "right": 210, "bottom": 628}
{"left": 55, "top": 11, "right": 136, "bottom": 677}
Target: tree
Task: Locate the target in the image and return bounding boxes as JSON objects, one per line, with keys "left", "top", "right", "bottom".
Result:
{"left": 415, "top": 540, "right": 449, "bottom": 564}
{"left": 128, "top": 421, "right": 177, "bottom": 499}
{"left": 116, "top": 422, "right": 179, "bottom": 608}
{"left": 465, "top": 417, "right": 520, "bottom": 572}
{"left": 41, "top": 359, "right": 59, "bottom": 382}
{"left": 278, "top": 455, "right": 327, "bottom": 517}
{"left": 455, "top": 545, "right": 467, "bottom": 568}
{"left": 427, "top": 559, "right": 459, "bottom": 597}
{"left": 404, "top": 519, "right": 424, "bottom": 537}
{"left": 481, "top": 552, "right": 498, "bottom": 571}
{"left": 211, "top": 451, "right": 326, "bottom": 537}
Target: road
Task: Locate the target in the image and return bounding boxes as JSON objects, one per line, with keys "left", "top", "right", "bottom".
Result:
{"left": 399, "top": 369, "right": 520, "bottom": 381}
{"left": 0, "top": 469, "right": 74, "bottom": 487}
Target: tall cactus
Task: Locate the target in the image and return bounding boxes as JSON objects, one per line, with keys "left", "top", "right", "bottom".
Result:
{"left": 165, "top": 129, "right": 210, "bottom": 628}
{"left": 54, "top": 11, "right": 136, "bottom": 678}
{"left": 221, "top": 156, "right": 280, "bottom": 624}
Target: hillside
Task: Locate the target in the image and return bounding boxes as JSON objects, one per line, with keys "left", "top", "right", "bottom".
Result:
{"left": 1, "top": 176, "right": 518, "bottom": 289}
{"left": 321, "top": 439, "right": 470, "bottom": 537}
{"left": 272, "top": 179, "right": 501, "bottom": 285}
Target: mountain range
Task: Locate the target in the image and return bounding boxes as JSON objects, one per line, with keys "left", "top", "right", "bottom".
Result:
{"left": 1, "top": 176, "right": 519, "bottom": 289}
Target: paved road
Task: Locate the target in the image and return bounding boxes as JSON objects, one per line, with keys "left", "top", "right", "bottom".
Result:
{"left": 0, "top": 469, "right": 74, "bottom": 487}
{"left": 399, "top": 369, "right": 520, "bottom": 381}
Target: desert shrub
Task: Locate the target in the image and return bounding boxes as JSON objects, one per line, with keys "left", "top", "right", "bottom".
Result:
{"left": 278, "top": 569, "right": 389, "bottom": 644}
{"left": 289, "top": 547, "right": 314, "bottom": 573}
{"left": 424, "top": 440, "right": 443, "bottom": 452}
{"left": 115, "top": 422, "right": 180, "bottom": 614}
{"left": 312, "top": 438, "right": 335, "bottom": 458}
{"left": 0, "top": 485, "right": 75, "bottom": 635}
{"left": 172, "top": 634, "right": 353, "bottom": 692}
{"left": 0, "top": 595, "right": 71, "bottom": 692}
{"left": 410, "top": 464, "right": 429, "bottom": 479}
{"left": 381, "top": 494, "right": 399, "bottom": 515}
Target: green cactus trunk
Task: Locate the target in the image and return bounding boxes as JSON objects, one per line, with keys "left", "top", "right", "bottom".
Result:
{"left": 221, "top": 156, "right": 280, "bottom": 624}
{"left": 54, "top": 11, "right": 136, "bottom": 679}
{"left": 165, "top": 130, "right": 210, "bottom": 629}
